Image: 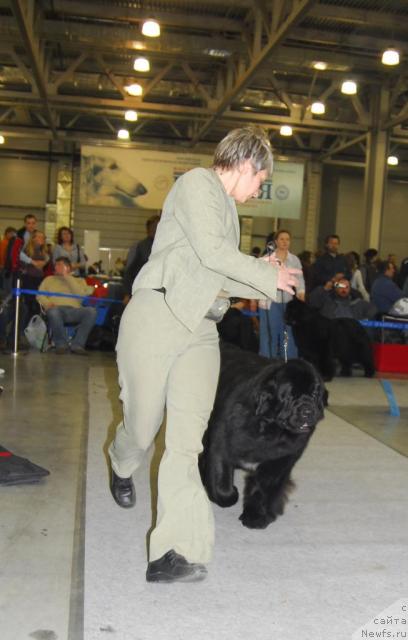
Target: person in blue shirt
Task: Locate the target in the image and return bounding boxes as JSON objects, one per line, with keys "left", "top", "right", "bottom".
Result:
{"left": 371, "top": 260, "right": 403, "bottom": 314}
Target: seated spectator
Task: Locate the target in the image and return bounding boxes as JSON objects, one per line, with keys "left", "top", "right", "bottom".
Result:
{"left": 21, "top": 230, "right": 50, "bottom": 323}
{"left": 309, "top": 277, "right": 376, "bottom": 320}
{"left": 250, "top": 246, "right": 261, "bottom": 258}
{"left": 53, "top": 227, "right": 87, "bottom": 276}
{"left": 37, "top": 257, "right": 97, "bottom": 355}
{"left": 311, "top": 234, "right": 350, "bottom": 289}
{"left": 397, "top": 256, "right": 408, "bottom": 289}
{"left": 298, "top": 250, "right": 315, "bottom": 299}
{"left": 371, "top": 260, "right": 404, "bottom": 315}
{"left": 217, "top": 299, "right": 259, "bottom": 353}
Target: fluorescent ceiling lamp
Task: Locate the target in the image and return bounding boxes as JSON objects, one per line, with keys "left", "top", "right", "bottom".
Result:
{"left": 125, "top": 110, "right": 138, "bottom": 122}
{"left": 313, "top": 61, "right": 327, "bottom": 70}
{"left": 311, "top": 101, "right": 325, "bottom": 115}
{"left": 142, "top": 20, "right": 160, "bottom": 37}
{"left": 117, "top": 129, "right": 130, "bottom": 140}
{"left": 280, "top": 125, "right": 293, "bottom": 136}
{"left": 0, "top": 135, "right": 4, "bottom": 144}
{"left": 387, "top": 155, "right": 399, "bottom": 166}
{"left": 133, "top": 57, "right": 150, "bottom": 72}
{"left": 382, "top": 49, "right": 400, "bottom": 66}
{"left": 124, "top": 83, "right": 143, "bottom": 96}
{"left": 341, "top": 80, "right": 357, "bottom": 95}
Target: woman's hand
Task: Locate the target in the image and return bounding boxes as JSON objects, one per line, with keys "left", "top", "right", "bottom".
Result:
{"left": 276, "top": 264, "right": 302, "bottom": 295}
{"left": 262, "top": 254, "right": 301, "bottom": 295}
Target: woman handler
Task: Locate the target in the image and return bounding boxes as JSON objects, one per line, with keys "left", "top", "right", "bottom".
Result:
{"left": 108, "top": 126, "right": 300, "bottom": 583}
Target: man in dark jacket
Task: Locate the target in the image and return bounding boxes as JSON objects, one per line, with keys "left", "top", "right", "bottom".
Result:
{"left": 312, "top": 234, "right": 350, "bottom": 289}
{"left": 123, "top": 215, "right": 160, "bottom": 299}
{"left": 309, "top": 277, "right": 376, "bottom": 320}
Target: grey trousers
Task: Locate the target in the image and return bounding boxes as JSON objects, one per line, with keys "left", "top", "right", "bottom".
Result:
{"left": 108, "top": 288, "right": 220, "bottom": 563}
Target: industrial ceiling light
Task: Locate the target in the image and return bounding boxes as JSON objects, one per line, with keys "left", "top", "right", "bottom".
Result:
{"left": 387, "top": 155, "right": 399, "bottom": 166}
{"left": 117, "top": 129, "right": 130, "bottom": 140}
{"left": 124, "top": 83, "right": 143, "bottom": 96}
{"left": 280, "top": 125, "right": 293, "bottom": 136}
{"left": 0, "top": 135, "right": 4, "bottom": 144}
{"left": 382, "top": 49, "right": 400, "bottom": 66}
{"left": 341, "top": 80, "right": 357, "bottom": 95}
{"left": 133, "top": 57, "right": 150, "bottom": 72}
{"left": 125, "top": 110, "right": 138, "bottom": 122}
{"left": 313, "top": 61, "right": 327, "bottom": 70}
{"left": 142, "top": 20, "right": 160, "bottom": 37}
{"left": 311, "top": 101, "right": 325, "bottom": 115}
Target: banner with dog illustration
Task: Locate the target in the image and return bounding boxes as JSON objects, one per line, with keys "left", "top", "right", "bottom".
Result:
{"left": 80, "top": 145, "right": 304, "bottom": 219}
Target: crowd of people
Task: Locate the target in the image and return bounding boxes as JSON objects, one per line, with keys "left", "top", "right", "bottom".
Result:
{"left": 0, "top": 215, "right": 101, "bottom": 352}
{"left": 1, "top": 214, "right": 407, "bottom": 356}
{"left": 252, "top": 232, "right": 408, "bottom": 360}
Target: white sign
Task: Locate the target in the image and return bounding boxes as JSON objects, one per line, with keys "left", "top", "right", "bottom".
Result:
{"left": 81, "top": 145, "right": 304, "bottom": 219}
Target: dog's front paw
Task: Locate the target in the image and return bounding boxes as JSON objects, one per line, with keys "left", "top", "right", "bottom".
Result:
{"left": 239, "top": 508, "right": 274, "bottom": 529}
{"left": 211, "top": 485, "right": 239, "bottom": 508}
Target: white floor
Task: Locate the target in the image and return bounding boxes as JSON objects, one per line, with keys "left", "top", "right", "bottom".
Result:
{"left": 0, "top": 352, "right": 407, "bottom": 640}
{"left": 85, "top": 367, "right": 408, "bottom": 640}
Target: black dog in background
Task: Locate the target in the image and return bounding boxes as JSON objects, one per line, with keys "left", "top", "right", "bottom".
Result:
{"left": 199, "top": 344, "right": 326, "bottom": 529}
{"left": 285, "top": 297, "right": 375, "bottom": 381}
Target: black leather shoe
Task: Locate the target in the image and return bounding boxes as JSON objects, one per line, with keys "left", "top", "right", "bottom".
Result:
{"left": 146, "top": 549, "right": 207, "bottom": 583}
{"left": 110, "top": 469, "right": 136, "bottom": 508}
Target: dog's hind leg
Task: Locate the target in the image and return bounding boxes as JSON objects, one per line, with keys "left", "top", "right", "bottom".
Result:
{"left": 240, "top": 455, "right": 299, "bottom": 529}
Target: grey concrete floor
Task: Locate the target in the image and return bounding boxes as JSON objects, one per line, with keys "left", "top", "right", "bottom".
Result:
{"left": 0, "top": 351, "right": 407, "bottom": 640}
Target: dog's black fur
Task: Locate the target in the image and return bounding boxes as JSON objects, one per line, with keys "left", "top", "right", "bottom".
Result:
{"left": 285, "top": 297, "right": 375, "bottom": 381}
{"left": 199, "top": 344, "right": 326, "bottom": 529}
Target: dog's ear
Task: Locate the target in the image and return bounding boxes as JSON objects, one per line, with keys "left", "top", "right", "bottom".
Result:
{"left": 323, "top": 387, "right": 329, "bottom": 407}
{"left": 254, "top": 382, "right": 277, "bottom": 416}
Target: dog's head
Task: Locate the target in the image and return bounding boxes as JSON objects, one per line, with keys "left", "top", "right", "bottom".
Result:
{"left": 251, "top": 359, "right": 327, "bottom": 436}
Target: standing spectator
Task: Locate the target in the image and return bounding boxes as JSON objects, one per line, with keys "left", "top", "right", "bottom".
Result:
{"left": 17, "top": 214, "right": 37, "bottom": 245}
{"left": 0, "top": 227, "right": 16, "bottom": 290}
{"left": 21, "top": 230, "right": 49, "bottom": 322}
{"left": 123, "top": 215, "right": 160, "bottom": 299}
{"left": 311, "top": 234, "right": 350, "bottom": 289}
{"left": 258, "top": 229, "right": 305, "bottom": 360}
{"left": 371, "top": 261, "right": 404, "bottom": 314}
{"left": 53, "top": 227, "right": 87, "bottom": 277}
{"left": 360, "top": 248, "right": 379, "bottom": 293}
{"left": 345, "top": 251, "right": 370, "bottom": 301}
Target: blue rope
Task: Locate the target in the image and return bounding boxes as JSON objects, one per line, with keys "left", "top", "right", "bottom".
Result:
{"left": 12, "top": 287, "right": 122, "bottom": 305}
{"left": 380, "top": 379, "right": 400, "bottom": 417}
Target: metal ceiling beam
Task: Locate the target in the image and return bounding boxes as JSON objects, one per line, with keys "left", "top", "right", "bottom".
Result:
{"left": 309, "top": 4, "right": 408, "bottom": 31}
{"left": 319, "top": 133, "right": 367, "bottom": 160}
{"left": 289, "top": 26, "right": 408, "bottom": 56}
{"left": 10, "top": 0, "right": 56, "bottom": 136}
{"left": 191, "top": 0, "right": 317, "bottom": 143}
{"left": 0, "top": 90, "right": 367, "bottom": 137}
{"left": 52, "top": 0, "right": 244, "bottom": 33}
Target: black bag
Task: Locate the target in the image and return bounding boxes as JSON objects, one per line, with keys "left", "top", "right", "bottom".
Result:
{"left": 0, "top": 445, "right": 50, "bottom": 485}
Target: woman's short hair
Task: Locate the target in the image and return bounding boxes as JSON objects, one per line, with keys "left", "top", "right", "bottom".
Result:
{"left": 57, "top": 226, "right": 74, "bottom": 244}
{"left": 213, "top": 126, "right": 273, "bottom": 174}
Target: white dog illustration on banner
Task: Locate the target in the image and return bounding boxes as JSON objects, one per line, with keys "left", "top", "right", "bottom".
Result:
{"left": 81, "top": 154, "right": 148, "bottom": 207}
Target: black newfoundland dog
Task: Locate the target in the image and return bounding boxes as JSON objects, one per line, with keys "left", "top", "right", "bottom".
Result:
{"left": 199, "top": 344, "right": 326, "bottom": 529}
{"left": 285, "top": 297, "right": 375, "bottom": 381}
